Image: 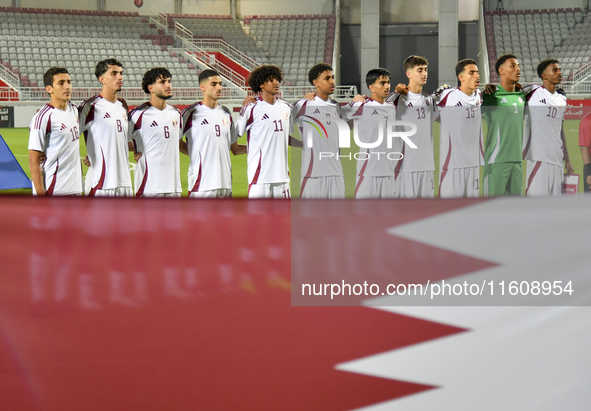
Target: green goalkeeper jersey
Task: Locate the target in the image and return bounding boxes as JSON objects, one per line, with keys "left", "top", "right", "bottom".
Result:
{"left": 482, "top": 85, "right": 526, "bottom": 163}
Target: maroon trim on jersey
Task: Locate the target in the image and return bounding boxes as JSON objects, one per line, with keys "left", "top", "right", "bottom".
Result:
{"left": 438, "top": 134, "right": 453, "bottom": 198}
{"left": 523, "top": 125, "right": 532, "bottom": 160}
{"left": 300, "top": 147, "right": 314, "bottom": 196}
{"left": 247, "top": 104, "right": 255, "bottom": 128}
{"left": 34, "top": 104, "right": 52, "bottom": 130}
{"left": 296, "top": 100, "right": 308, "bottom": 119}
{"left": 479, "top": 135, "right": 484, "bottom": 160}
{"left": 45, "top": 159, "right": 59, "bottom": 196}
{"left": 352, "top": 103, "right": 365, "bottom": 117}
{"left": 188, "top": 158, "right": 202, "bottom": 195}
{"left": 85, "top": 102, "right": 97, "bottom": 126}
{"left": 182, "top": 102, "right": 201, "bottom": 134}
{"left": 354, "top": 148, "right": 370, "bottom": 198}
{"left": 394, "top": 144, "right": 405, "bottom": 180}
{"left": 135, "top": 160, "right": 149, "bottom": 197}
{"left": 247, "top": 151, "right": 262, "bottom": 196}
{"left": 525, "top": 86, "right": 538, "bottom": 102}
{"left": 88, "top": 148, "right": 106, "bottom": 197}
{"left": 525, "top": 161, "right": 542, "bottom": 195}
{"left": 132, "top": 139, "right": 138, "bottom": 152}
{"left": 437, "top": 91, "right": 451, "bottom": 108}
{"left": 133, "top": 109, "right": 147, "bottom": 132}
{"left": 45, "top": 113, "right": 52, "bottom": 136}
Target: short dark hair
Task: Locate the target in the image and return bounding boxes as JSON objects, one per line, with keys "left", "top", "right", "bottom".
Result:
{"left": 43, "top": 67, "right": 69, "bottom": 87}
{"left": 455, "top": 59, "right": 478, "bottom": 78}
{"left": 308, "top": 63, "right": 333, "bottom": 85}
{"left": 199, "top": 69, "right": 221, "bottom": 84}
{"left": 404, "top": 55, "right": 429, "bottom": 71}
{"left": 95, "top": 58, "right": 123, "bottom": 79}
{"left": 247, "top": 65, "right": 283, "bottom": 93}
{"left": 495, "top": 54, "right": 518, "bottom": 75}
{"left": 365, "top": 68, "right": 390, "bottom": 88}
{"left": 142, "top": 67, "right": 172, "bottom": 94}
{"left": 537, "top": 58, "right": 560, "bottom": 79}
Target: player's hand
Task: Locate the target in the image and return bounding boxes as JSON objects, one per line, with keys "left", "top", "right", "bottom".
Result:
{"left": 83, "top": 155, "right": 91, "bottom": 167}
{"left": 565, "top": 162, "right": 574, "bottom": 175}
{"left": 515, "top": 82, "right": 523, "bottom": 92}
{"left": 352, "top": 94, "right": 366, "bottom": 103}
{"left": 434, "top": 84, "right": 451, "bottom": 97}
{"left": 134, "top": 152, "right": 143, "bottom": 162}
{"left": 395, "top": 84, "right": 408, "bottom": 95}
{"left": 38, "top": 152, "right": 46, "bottom": 165}
{"left": 483, "top": 83, "right": 497, "bottom": 95}
{"left": 304, "top": 92, "right": 316, "bottom": 101}
{"left": 242, "top": 96, "right": 256, "bottom": 106}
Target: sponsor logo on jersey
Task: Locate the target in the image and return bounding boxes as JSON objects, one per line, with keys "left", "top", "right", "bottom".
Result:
{"left": 150, "top": 121, "right": 158, "bottom": 127}
{"left": 172, "top": 118, "right": 178, "bottom": 127}
{"left": 407, "top": 102, "right": 414, "bottom": 107}
{"left": 313, "top": 109, "right": 321, "bottom": 114}
{"left": 60, "top": 123, "right": 67, "bottom": 130}
{"left": 371, "top": 110, "right": 379, "bottom": 115}
{"left": 455, "top": 102, "right": 463, "bottom": 106}
{"left": 540, "top": 99, "right": 547, "bottom": 104}
{"left": 201, "top": 119, "right": 209, "bottom": 125}
{"left": 500, "top": 97, "right": 508, "bottom": 104}
{"left": 222, "top": 118, "right": 230, "bottom": 127}
{"left": 262, "top": 114, "right": 269, "bottom": 120}
{"left": 103, "top": 113, "right": 111, "bottom": 119}
{"left": 282, "top": 111, "right": 289, "bottom": 120}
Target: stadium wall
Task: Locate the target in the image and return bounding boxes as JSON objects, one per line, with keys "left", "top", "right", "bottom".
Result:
{"left": 341, "top": 22, "right": 479, "bottom": 94}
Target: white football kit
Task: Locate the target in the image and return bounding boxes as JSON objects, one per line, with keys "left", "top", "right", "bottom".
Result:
{"left": 342, "top": 98, "right": 399, "bottom": 199}
{"left": 79, "top": 95, "right": 132, "bottom": 196}
{"left": 523, "top": 85, "right": 567, "bottom": 196}
{"left": 28, "top": 101, "right": 83, "bottom": 195}
{"left": 387, "top": 91, "right": 437, "bottom": 198}
{"left": 129, "top": 102, "right": 182, "bottom": 197}
{"left": 235, "top": 97, "right": 292, "bottom": 199}
{"left": 436, "top": 88, "right": 484, "bottom": 198}
{"left": 182, "top": 102, "right": 238, "bottom": 198}
{"left": 292, "top": 96, "right": 345, "bottom": 199}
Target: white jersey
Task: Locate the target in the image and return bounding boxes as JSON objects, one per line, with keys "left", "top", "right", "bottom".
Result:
{"left": 129, "top": 102, "right": 182, "bottom": 196}
{"left": 387, "top": 91, "right": 437, "bottom": 173}
{"left": 292, "top": 96, "right": 345, "bottom": 179}
{"left": 436, "top": 88, "right": 484, "bottom": 170}
{"left": 235, "top": 97, "right": 292, "bottom": 185}
{"left": 182, "top": 102, "right": 238, "bottom": 193}
{"left": 28, "top": 101, "right": 83, "bottom": 195}
{"left": 342, "top": 98, "right": 398, "bottom": 177}
{"left": 79, "top": 95, "right": 132, "bottom": 192}
{"left": 523, "top": 85, "right": 567, "bottom": 166}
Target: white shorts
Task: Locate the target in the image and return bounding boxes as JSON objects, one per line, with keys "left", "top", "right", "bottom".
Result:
{"left": 189, "top": 189, "right": 232, "bottom": 198}
{"left": 248, "top": 182, "right": 291, "bottom": 199}
{"left": 439, "top": 166, "right": 479, "bottom": 198}
{"left": 355, "top": 176, "right": 395, "bottom": 199}
{"left": 525, "top": 160, "right": 562, "bottom": 196}
{"left": 140, "top": 192, "right": 182, "bottom": 198}
{"left": 395, "top": 170, "right": 435, "bottom": 198}
{"left": 89, "top": 186, "right": 133, "bottom": 197}
{"left": 300, "top": 176, "right": 345, "bottom": 199}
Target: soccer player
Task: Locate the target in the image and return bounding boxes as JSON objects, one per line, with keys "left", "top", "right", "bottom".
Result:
{"left": 292, "top": 63, "right": 346, "bottom": 198}
{"left": 181, "top": 69, "right": 246, "bottom": 198}
{"left": 523, "top": 59, "right": 574, "bottom": 196}
{"left": 579, "top": 111, "right": 591, "bottom": 192}
{"left": 436, "top": 59, "right": 484, "bottom": 198}
{"left": 341, "top": 68, "right": 398, "bottom": 199}
{"left": 128, "top": 67, "right": 182, "bottom": 197}
{"left": 79, "top": 58, "right": 133, "bottom": 196}
{"left": 386, "top": 55, "right": 437, "bottom": 198}
{"left": 28, "top": 67, "right": 83, "bottom": 196}
{"left": 235, "top": 65, "right": 301, "bottom": 199}
{"left": 482, "top": 54, "right": 526, "bottom": 196}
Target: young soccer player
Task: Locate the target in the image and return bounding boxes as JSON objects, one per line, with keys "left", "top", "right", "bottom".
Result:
{"left": 28, "top": 67, "right": 83, "bottom": 196}
{"left": 579, "top": 111, "right": 591, "bottom": 192}
{"left": 436, "top": 59, "right": 484, "bottom": 198}
{"left": 342, "top": 68, "right": 398, "bottom": 199}
{"left": 128, "top": 67, "right": 182, "bottom": 197}
{"left": 292, "top": 63, "right": 346, "bottom": 198}
{"left": 523, "top": 59, "right": 574, "bottom": 196}
{"left": 482, "top": 54, "right": 526, "bottom": 196}
{"left": 181, "top": 69, "right": 246, "bottom": 198}
{"left": 79, "top": 58, "right": 133, "bottom": 196}
{"left": 235, "top": 65, "right": 301, "bottom": 199}
{"left": 386, "top": 55, "right": 437, "bottom": 198}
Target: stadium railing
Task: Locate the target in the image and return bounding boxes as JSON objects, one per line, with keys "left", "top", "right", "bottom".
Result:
{"left": 192, "top": 38, "right": 259, "bottom": 72}
{"left": 0, "top": 85, "right": 359, "bottom": 103}
{"left": 0, "top": 62, "right": 20, "bottom": 89}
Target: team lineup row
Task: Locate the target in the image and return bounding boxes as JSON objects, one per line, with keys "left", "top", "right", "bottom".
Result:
{"left": 28, "top": 54, "right": 582, "bottom": 199}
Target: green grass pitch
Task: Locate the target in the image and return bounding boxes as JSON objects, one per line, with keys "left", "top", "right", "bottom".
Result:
{"left": 1, "top": 118, "right": 586, "bottom": 197}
